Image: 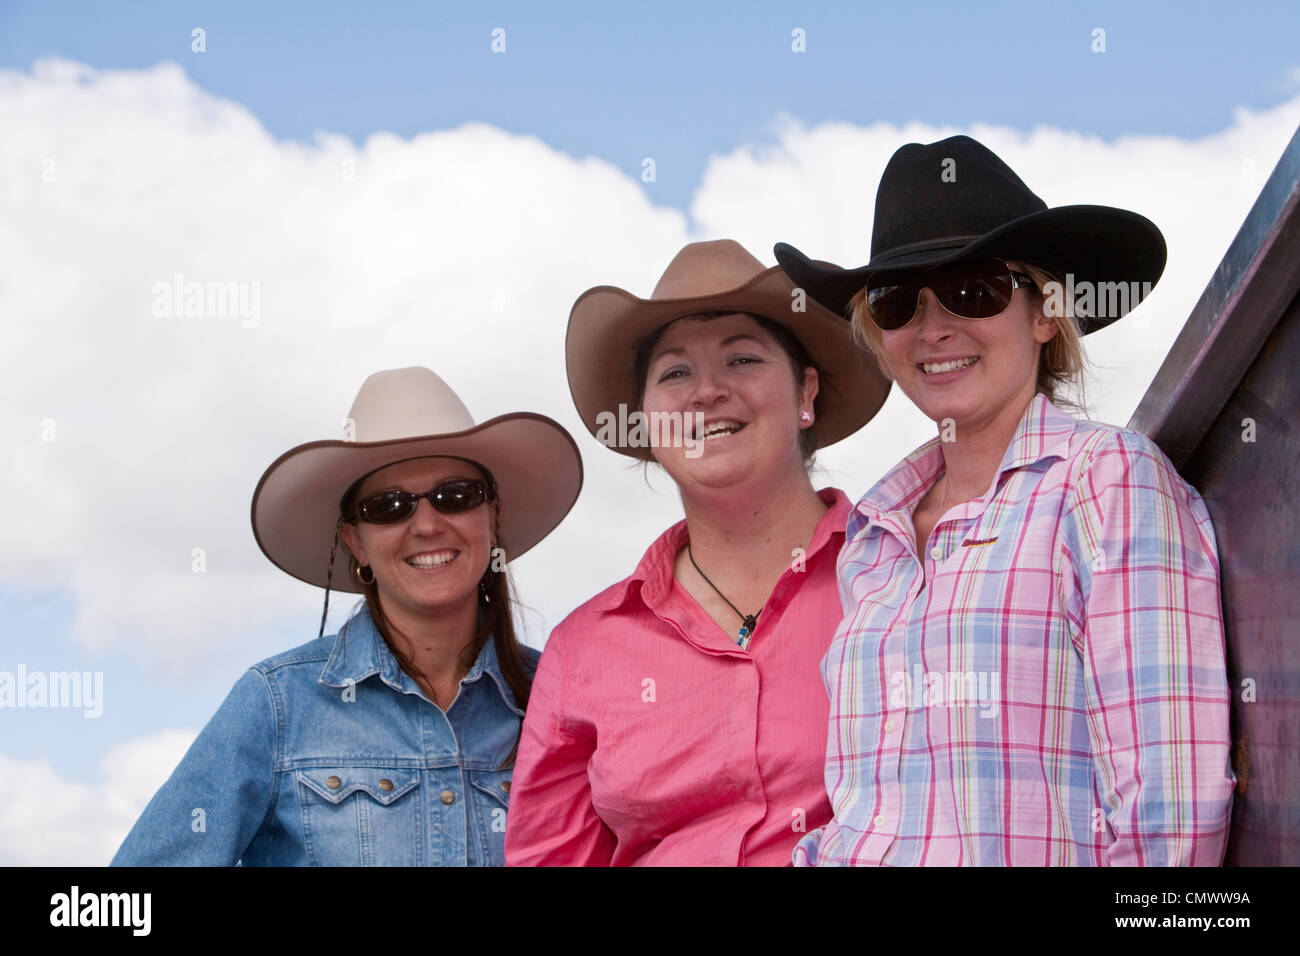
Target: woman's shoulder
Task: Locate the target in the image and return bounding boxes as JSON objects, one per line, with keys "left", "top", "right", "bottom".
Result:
{"left": 1061, "top": 416, "right": 1183, "bottom": 480}
{"left": 521, "top": 642, "right": 542, "bottom": 669}
{"left": 553, "top": 575, "right": 641, "bottom": 631}
{"left": 1054, "top": 415, "right": 1209, "bottom": 527}
{"left": 552, "top": 525, "right": 683, "bottom": 632}
{"left": 534, "top": 567, "right": 657, "bottom": 667}
{"left": 247, "top": 633, "right": 335, "bottom": 677}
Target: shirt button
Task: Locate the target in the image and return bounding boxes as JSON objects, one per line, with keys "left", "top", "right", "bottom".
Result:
{"left": 873, "top": 814, "right": 887, "bottom": 828}
{"left": 884, "top": 719, "right": 895, "bottom": 733}
{"left": 440, "top": 789, "right": 456, "bottom": 805}
{"left": 501, "top": 781, "right": 511, "bottom": 793}
{"left": 378, "top": 778, "right": 393, "bottom": 792}
{"left": 325, "top": 776, "right": 342, "bottom": 790}
{"left": 930, "top": 546, "right": 942, "bottom": 560}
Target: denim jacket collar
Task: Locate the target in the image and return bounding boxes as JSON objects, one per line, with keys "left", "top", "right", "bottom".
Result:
{"left": 319, "top": 602, "right": 524, "bottom": 717}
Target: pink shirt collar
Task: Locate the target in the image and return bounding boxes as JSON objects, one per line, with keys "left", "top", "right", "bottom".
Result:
{"left": 592, "top": 486, "right": 851, "bottom": 617}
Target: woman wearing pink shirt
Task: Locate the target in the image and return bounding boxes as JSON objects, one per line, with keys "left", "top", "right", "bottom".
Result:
{"left": 504, "top": 240, "right": 889, "bottom": 865}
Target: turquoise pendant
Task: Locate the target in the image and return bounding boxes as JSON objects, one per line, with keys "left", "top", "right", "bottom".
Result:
{"left": 737, "top": 614, "right": 758, "bottom": 647}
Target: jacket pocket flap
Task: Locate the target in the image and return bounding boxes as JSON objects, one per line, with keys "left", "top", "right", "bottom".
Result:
{"left": 296, "top": 767, "right": 420, "bottom": 805}
{"left": 468, "top": 768, "right": 513, "bottom": 807}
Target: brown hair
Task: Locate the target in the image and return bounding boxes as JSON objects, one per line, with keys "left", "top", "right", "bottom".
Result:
{"left": 340, "top": 462, "right": 534, "bottom": 768}
{"left": 846, "top": 260, "right": 1089, "bottom": 413}
{"left": 631, "top": 311, "right": 821, "bottom": 463}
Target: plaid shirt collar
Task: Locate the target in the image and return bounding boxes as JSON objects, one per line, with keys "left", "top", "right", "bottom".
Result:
{"left": 852, "top": 393, "right": 1078, "bottom": 533}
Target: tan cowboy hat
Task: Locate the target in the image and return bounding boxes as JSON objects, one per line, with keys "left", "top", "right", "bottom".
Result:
{"left": 566, "top": 239, "right": 890, "bottom": 460}
{"left": 251, "top": 367, "right": 583, "bottom": 592}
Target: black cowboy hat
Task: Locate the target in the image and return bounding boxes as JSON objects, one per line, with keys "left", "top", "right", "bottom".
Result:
{"left": 774, "top": 135, "right": 1167, "bottom": 334}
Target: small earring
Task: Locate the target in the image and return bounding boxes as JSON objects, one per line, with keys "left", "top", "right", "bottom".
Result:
{"left": 800, "top": 410, "right": 814, "bottom": 423}
{"left": 354, "top": 563, "right": 374, "bottom": 586}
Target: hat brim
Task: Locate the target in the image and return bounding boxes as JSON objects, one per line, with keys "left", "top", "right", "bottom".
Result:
{"left": 776, "top": 205, "right": 1167, "bottom": 334}
{"left": 565, "top": 266, "right": 890, "bottom": 460}
{"left": 251, "top": 413, "right": 583, "bottom": 592}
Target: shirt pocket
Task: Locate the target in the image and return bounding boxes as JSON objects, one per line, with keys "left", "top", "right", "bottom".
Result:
{"left": 295, "top": 766, "right": 423, "bottom": 866}
{"left": 467, "top": 768, "right": 513, "bottom": 866}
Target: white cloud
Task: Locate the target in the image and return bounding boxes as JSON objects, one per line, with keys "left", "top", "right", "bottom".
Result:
{"left": 2, "top": 56, "right": 1298, "bottom": 680}
{"left": 0, "top": 729, "right": 194, "bottom": 865}
{"left": 0, "top": 58, "right": 690, "bottom": 671}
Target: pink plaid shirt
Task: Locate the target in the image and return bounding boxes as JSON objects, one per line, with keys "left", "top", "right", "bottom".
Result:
{"left": 797, "top": 395, "right": 1235, "bottom": 866}
{"left": 506, "top": 488, "right": 848, "bottom": 866}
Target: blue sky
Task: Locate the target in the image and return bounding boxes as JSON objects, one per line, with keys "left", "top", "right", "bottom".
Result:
{"left": 1, "top": 1, "right": 1298, "bottom": 862}
{"left": 4, "top": 1, "right": 1299, "bottom": 211}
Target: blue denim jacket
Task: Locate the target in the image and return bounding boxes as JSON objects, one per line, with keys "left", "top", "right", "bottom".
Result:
{"left": 111, "top": 604, "right": 537, "bottom": 866}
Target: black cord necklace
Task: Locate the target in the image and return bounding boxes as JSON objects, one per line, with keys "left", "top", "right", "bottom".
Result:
{"left": 687, "top": 543, "right": 760, "bottom": 648}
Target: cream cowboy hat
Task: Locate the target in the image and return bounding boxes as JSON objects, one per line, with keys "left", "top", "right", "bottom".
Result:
{"left": 565, "top": 239, "right": 890, "bottom": 460}
{"left": 251, "top": 367, "right": 583, "bottom": 592}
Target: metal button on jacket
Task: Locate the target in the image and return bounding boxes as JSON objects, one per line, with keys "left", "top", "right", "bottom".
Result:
{"left": 440, "top": 789, "right": 456, "bottom": 805}
{"left": 326, "top": 776, "right": 342, "bottom": 790}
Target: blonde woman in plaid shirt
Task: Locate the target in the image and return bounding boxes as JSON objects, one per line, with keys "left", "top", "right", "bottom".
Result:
{"left": 775, "top": 135, "right": 1235, "bottom": 866}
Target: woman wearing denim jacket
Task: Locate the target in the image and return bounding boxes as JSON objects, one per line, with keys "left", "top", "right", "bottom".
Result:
{"left": 112, "top": 367, "right": 582, "bottom": 866}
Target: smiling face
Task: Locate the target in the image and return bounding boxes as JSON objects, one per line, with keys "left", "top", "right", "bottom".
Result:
{"left": 337, "top": 456, "right": 495, "bottom": 624}
{"left": 877, "top": 270, "right": 1058, "bottom": 433}
{"left": 638, "top": 312, "right": 818, "bottom": 493}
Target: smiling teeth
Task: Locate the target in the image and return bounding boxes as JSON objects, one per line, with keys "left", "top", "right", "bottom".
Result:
{"left": 407, "top": 552, "right": 456, "bottom": 569}
{"left": 922, "top": 356, "right": 979, "bottom": 374}
{"left": 702, "top": 420, "right": 743, "bottom": 439}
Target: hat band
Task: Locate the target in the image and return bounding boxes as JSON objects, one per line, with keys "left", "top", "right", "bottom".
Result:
{"left": 870, "top": 234, "right": 984, "bottom": 269}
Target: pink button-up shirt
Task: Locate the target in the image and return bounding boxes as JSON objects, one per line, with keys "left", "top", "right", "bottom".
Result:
{"left": 505, "top": 488, "right": 849, "bottom": 866}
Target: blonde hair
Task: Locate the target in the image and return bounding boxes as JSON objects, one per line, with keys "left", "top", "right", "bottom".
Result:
{"left": 847, "top": 259, "right": 1089, "bottom": 413}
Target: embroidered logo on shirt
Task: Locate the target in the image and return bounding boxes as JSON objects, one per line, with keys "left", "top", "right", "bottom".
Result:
{"left": 961, "top": 537, "right": 999, "bottom": 548}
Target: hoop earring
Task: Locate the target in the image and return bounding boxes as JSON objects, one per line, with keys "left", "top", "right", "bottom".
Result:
{"left": 354, "top": 563, "right": 375, "bottom": 586}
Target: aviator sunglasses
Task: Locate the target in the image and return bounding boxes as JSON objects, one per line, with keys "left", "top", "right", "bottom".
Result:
{"left": 864, "top": 258, "right": 1037, "bottom": 331}
{"left": 346, "top": 477, "right": 496, "bottom": 524}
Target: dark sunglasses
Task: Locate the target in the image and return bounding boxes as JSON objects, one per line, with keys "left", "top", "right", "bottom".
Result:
{"left": 347, "top": 478, "right": 495, "bottom": 524}
{"left": 864, "top": 258, "right": 1037, "bottom": 331}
